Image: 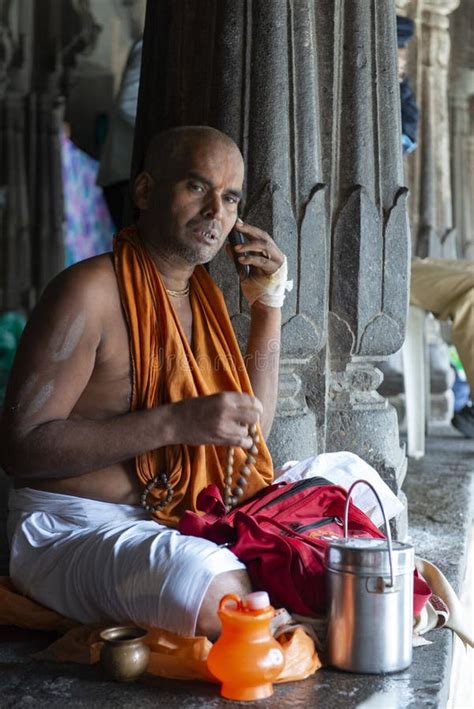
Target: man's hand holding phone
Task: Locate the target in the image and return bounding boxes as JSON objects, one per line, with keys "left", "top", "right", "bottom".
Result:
{"left": 229, "top": 218, "right": 285, "bottom": 277}
{"left": 228, "top": 218, "right": 291, "bottom": 308}
{"left": 228, "top": 226, "right": 250, "bottom": 279}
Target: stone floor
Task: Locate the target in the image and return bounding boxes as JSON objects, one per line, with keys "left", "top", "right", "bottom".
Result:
{"left": 0, "top": 427, "right": 473, "bottom": 708}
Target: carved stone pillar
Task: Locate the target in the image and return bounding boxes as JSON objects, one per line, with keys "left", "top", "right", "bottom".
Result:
{"left": 325, "top": 1, "right": 409, "bottom": 511}
{"left": 133, "top": 0, "right": 329, "bottom": 466}
{"left": 416, "top": 0, "right": 460, "bottom": 258}
{"left": 402, "top": 1, "right": 423, "bottom": 255}
{"left": 467, "top": 112, "right": 474, "bottom": 261}
{"left": 0, "top": 0, "right": 33, "bottom": 311}
{"left": 408, "top": 0, "right": 460, "bottom": 426}
{"left": 0, "top": 0, "right": 100, "bottom": 310}
{"left": 450, "top": 86, "right": 473, "bottom": 260}
{"left": 449, "top": 0, "right": 474, "bottom": 261}
{"left": 228, "top": 1, "right": 328, "bottom": 466}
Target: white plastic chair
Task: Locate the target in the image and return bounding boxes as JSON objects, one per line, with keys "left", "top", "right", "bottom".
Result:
{"left": 402, "top": 305, "right": 429, "bottom": 459}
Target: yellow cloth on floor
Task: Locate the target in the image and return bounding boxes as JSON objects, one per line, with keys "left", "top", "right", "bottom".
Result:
{"left": 114, "top": 226, "right": 274, "bottom": 527}
{"left": 0, "top": 578, "right": 321, "bottom": 682}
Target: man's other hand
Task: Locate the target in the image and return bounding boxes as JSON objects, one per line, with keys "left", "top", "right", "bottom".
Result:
{"left": 171, "top": 392, "right": 263, "bottom": 448}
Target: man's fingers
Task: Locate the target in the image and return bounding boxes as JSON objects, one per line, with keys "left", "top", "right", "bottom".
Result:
{"left": 233, "top": 238, "right": 270, "bottom": 253}
{"left": 234, "top": 221, "right": 271, "bottom": 242}
{"left": 213, "top": 393, "right": 263, "bottom": 446}
{"left": 234, "top": 221, "right": 263, "bottom": 237}
{"left": 238, "top": 394, "right": 263, "bottom": 416}
{"left": 236, "top": 247, "right": 275, "bottom": 263}
{"left": 238, "top": 254, "right": 280, "bottom": 272}
{"left": 233, "top": 427, "right": 253, "bottom": 449}
{"left": 233, "top": 230, "right": 285, "bottom": 272}
{"left": 240, "top": 436, "right": 253, "bottom": 449}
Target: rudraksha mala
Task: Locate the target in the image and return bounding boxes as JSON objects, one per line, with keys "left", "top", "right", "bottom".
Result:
{"left": 224, "top": 423, "right": 259, "bottom": 511}
{"left": 141, "top": 471, "right": 174, "bottom": 513}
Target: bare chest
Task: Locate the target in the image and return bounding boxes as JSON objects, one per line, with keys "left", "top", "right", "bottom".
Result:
{"left": 169, "top": 296, "right": 193, "bottom": 344}
{"left": 72, "top": 295, "right": 193, "bottom": 419}
{"left": 72, "top": 312, "right": 132, "bottom": 418}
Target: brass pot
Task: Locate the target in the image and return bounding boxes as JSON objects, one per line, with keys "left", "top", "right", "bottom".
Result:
{"left": 100, "top": 626, "right": 150, "bottom": 682}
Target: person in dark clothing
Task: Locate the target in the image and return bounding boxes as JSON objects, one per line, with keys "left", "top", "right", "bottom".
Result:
{"left": 397, "top": 16, "right": 419, "bottom": 154}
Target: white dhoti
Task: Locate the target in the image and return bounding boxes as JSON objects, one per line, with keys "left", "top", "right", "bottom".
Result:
{"left": 7, "top": 488, "right": 245, "bottom": 636}
{"left": 7, "top": 453, "right": 401, "bottom": 636}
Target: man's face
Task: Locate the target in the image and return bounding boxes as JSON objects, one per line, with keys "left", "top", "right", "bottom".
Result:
{"left": 143, "top": 139, "right": 244, "bottom": 266}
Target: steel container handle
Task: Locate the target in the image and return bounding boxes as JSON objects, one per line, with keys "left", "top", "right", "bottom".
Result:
{"left": 343, "top": 479, "right": 395, "bottom": 588}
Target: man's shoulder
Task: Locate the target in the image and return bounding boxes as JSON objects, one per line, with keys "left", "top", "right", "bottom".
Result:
{"left": 40, "top": 253, "right": 119, "bottom": 315}
{"left": 54, "top": 252, "right": 115, "bottom": 288}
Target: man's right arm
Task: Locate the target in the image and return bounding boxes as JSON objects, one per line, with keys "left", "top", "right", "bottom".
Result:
{"left": 0, "top": 262, "right": 261, "bottom": 480}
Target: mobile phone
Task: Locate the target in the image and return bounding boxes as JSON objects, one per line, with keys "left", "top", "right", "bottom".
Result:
{"left": 228, "top": 228, "right": 250, "bottom": 279}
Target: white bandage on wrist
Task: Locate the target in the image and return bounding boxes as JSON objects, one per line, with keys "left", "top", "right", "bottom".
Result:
{"left": 240, "top": 256, "right": 293, "bottom": 308}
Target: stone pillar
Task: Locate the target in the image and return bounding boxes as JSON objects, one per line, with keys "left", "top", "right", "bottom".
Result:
{"left": 0, "top": 0, "right": 34, "bottom": 311}
{"left": 450, "top": 87, "right": 473, "bottom": 259}
{"left": 411, "top": 0, "right": 460, "bottom": 427}
{"left": 416, "top": 0, "right": 460, "bottom": 259}
{"left": 0, "top": 0, "right": 100, "bottom": 310}
{"left": 396, "top": 1, "right": 423, "bottom": 258}
{"left": 133, "top": 0, "right": 329, "bottom": 466}
{"left": 449, "top": 0, "right": 474, "bottom": 261}
{"left": 229, "top": 0, "right": 328, "bottom": 466}
{"left": 466, "top": 106, "right": 474, "bottom": 261}
{"left": 325, "top": 1, "right": 409, "bottom": 508}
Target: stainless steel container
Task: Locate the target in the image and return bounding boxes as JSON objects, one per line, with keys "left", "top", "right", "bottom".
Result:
{"left": 325, "top": 480, "right": 414, "bottom": 674}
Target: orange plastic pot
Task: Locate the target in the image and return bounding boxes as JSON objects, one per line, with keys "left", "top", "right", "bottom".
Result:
{"left": 207, "top": 593, "right": 285, "bottom": 701}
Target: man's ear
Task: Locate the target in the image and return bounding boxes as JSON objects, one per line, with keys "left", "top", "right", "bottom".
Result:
{"left": 133, "top": 171, "right": 154, "bottom": 210}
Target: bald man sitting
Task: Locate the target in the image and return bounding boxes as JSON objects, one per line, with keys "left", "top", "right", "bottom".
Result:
{"left": 0, "top": 126, "right": 291, "bottom": 639}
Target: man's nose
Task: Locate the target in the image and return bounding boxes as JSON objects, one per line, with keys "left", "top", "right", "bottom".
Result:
{"left": 201, "top": 191, "right": 223, "bottom": 219}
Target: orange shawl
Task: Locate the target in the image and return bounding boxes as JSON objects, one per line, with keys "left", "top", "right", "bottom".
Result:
{"left": 114, "top": 226, "right": 273, "bottom": 526}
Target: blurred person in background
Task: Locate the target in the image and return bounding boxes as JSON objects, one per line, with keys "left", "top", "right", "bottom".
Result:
{"left": 97, "top": 0, "right": 146, "bottom": 231}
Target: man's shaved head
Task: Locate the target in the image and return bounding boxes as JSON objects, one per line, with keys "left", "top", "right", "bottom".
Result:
{"left": 144, "top": 126, "right": 242, "bottom": 179}
{"left": 135, "top": 125, "right": 244, "bottom": 268}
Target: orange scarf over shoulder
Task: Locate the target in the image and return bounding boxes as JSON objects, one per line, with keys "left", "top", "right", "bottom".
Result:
{"left": 114, "top": 226, "right": 273, "bottom": 527}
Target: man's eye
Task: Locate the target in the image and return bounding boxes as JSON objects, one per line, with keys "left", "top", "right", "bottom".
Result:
{"left": 189, "top": 182, "right": 204, "bottom": 192}
{"left": 224, "top": 195, "right": 238, "bottom": 205}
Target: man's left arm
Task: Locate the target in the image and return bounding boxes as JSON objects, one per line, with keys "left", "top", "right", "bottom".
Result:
{"left": 245, "top": 302, "right": 281, "bottom": 438}
{"left": 231, "top": 221, "right": 289, "bottom": 438}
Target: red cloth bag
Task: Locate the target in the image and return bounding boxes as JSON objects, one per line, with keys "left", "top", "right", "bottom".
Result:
{"left": 179, "top": 477, "right": 431, "bottom": 617}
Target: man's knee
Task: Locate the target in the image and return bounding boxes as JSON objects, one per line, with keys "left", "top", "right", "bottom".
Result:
{"left": 196, "top": 569, "right": 252, "bottom": 640}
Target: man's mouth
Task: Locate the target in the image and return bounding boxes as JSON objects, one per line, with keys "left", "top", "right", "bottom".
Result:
{"left": 191, "top": 226, "right": 220, "bottom": 245}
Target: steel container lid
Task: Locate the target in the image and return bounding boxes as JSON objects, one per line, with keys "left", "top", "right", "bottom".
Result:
{"left": 325, "top": 538, "right": 414, "bottom": 576}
